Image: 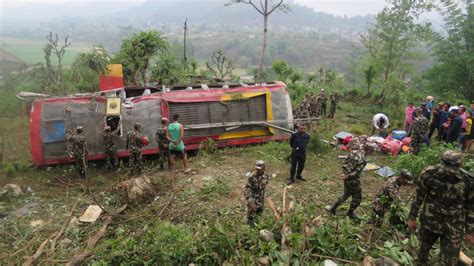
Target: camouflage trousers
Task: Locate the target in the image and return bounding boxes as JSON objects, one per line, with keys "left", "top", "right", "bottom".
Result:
{"left": 74, "top": 153, "right": 86, "bottom": 178}
{"left": 105, "top": 148, "right": 118, "bottom": 169}
{"left": 328, "top": 104, "right": 336, "bottom": 118}
{"left": 247, "top": 199, "right": 264, "bottom": 226}
{"left": 332, "top": 179, "right": 361, "bottom": 214}
{"left": 320, "top": 103, "right": 327, "bottom": 117}
{"left": 417, "top": 227, "right": 461, "bottom": 266}
{"left": 411, "top": 136, "right": 424, "bottom": 155}
{"left": 158, "top": 146, "right": 168, "bottom": 169}
{"left": 129, "top": 150, "right": 142, "bottom": 175}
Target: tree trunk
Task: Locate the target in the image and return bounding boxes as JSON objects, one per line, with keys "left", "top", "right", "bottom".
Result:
{"left": 257, "top": 14, "right": 269, "bottom": 82}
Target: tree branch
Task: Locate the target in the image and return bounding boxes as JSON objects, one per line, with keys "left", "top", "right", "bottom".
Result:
{"left": 268, "top": 0, "right": 284, "bottom": 15}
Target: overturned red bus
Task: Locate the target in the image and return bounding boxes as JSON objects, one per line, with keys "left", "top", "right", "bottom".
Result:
{"left": 29, "top": 81, "right": 294, "bottom": 166}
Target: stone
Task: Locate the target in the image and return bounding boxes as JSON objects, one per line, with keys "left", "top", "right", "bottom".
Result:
{"left": 259, "top": 229, "right": 274, "bottom": 242}
{"left": 323, "top": 259, "right": 337, "bottom": 266}
{"left": 0, "top": 184, "right": 23, "bottom": 199}
{"left": 258, "top": 256, "right": 270, "bottom": 265}
{"left": 362, "top": 256, "right": 376, "bottom": 266}
{"left": 374, "top": 256, "right": 399, "bottom": 266}
{"left": 60, "top": 238, "right": 72, "bottom": 247}
{"left": 79, "top": 205, "right": 102, "bottom": 223}
{"left": 115, "top": 175, "right": 158, "bottom": 204}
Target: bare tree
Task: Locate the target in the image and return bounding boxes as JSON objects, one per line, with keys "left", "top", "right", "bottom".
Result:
{"left": 206, "top": 50, "right": 234, "bottom": 80}
{"left": 227, "top": 0, "right": 290, "bottom": 82}
{"left": 43, "top": 32, "right": 71, "bottom": 94}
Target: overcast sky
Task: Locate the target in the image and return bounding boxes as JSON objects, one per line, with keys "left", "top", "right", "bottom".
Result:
{"left": 0, "top": 0, "right": 387, "bottom": 17}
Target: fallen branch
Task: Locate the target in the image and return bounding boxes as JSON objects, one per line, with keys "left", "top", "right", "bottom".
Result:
{"left": 282, "top": 186, "right": 288, "bottom": 215}
{"left": 266, "top": 197, "right": 281, "bottom": 221}
{"left": 66, "top": 204, "right": 127, "bottom": 266}
{"left": 49, "top": 201, "right": 79, "bottom": 256}
{"left": 158, "top": 188, "right": 181, "bottom": 216}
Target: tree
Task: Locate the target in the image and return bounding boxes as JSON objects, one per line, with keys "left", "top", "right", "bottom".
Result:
{"left": 424, "top": 1, "right": 473, "bottom": 100}
{"left": 150, "top": 52, "right": 185, "bottom": 85}
{"left": 205, "top": 50, "right": 235, "bottom": 80}
{"left": 227, "top": 0, "right": 290, "bottom": 81}
{"left": 360, "top": 0, "right": 431, "bottom": 99}
{"left": 364, "top": 65, "right": 377, "bottom": 96}
{"left": 271, "top": 59, "right": 293, "bottom": 81}
{"left": 114, "top": 31, "right": 169, "bottom": 85}
{"left": 71, "top": 45, "right": 111, "bottom": 92}
{"left": 43, "top": 32, "right": 71, "bottom": 94}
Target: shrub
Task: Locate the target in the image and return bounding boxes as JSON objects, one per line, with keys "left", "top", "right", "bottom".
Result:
{"left": 349, "top": 124, "right": 366, "bottom": 135}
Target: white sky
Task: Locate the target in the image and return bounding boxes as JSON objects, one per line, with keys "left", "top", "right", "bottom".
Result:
{"left": 0, "top": 0, "right": 387, "bottom": 17}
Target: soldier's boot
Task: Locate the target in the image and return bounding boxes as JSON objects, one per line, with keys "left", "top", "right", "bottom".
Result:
{"left": 159, "top": 163, "right": 164, "bottom": 170}
{"left": 347, "top": 211, "right": 359, "bottom": 220}
{"left": 325, "top": 204, "right": 337, "bottom": 215}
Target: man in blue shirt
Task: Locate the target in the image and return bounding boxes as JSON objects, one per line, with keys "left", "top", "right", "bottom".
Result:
{"left": 287, "top": 124, "right": 310, "bottom": 185}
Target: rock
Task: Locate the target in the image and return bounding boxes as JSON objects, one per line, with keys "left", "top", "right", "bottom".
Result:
{"left": 362, "top": 256, "right": 376, "bottom": 266}
{"left": 323, "top": 259, "right": 337, "bottom": 266}
{"left": 60, "top": 238, "right": 72, "bottom": 247}
{"left": 79, "top": 205, "right": 102, "bottom": 223}
{"left": 30, "top": 219, "right": 44, "bottom": 227}
{"left": 114, "top": 175, "right": 158, "bottom": 204}
{"left": 0, "top": 184, "right": 23, "bottom": 200}
{"left": 258, "top": 256, "right": 270, "bottom": 265}
{"left": 259, "top": 229, "right": 274, "bottom": 242}
{"left": 374, "top": 256, "right": 399, "bottom": 266}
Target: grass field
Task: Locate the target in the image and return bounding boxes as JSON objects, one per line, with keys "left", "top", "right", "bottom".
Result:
{"left": 0, "top": 37, "right": 92, "bottom": 67}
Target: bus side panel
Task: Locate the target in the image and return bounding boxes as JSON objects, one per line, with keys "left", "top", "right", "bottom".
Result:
{"left": 30, "top": 100, "right": 44, "bottom": 166}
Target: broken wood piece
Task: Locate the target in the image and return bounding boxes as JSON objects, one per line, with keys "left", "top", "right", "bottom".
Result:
{"left": 460, "top": 250, "right": 473, "bottom": 266}
{"left": 266, "top": 197, "right": 281, "bottom": 221}
{"left": 79, "top": 205, "right": 102, "bottom": 223}
{"left": 49, "top": 201, "right": 79, "bottom": 255}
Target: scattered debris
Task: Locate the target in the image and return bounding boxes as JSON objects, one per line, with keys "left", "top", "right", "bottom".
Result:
{"left": 376, "top": 167, "right": 395, "bottom": 178}
{"left": 363, "top": 163, "right": 381, "bottom": 171}
{"left": 259, "top": 229, "right": 274, "bottom": 242}
{"left": 30, "top": 219, "right": 44, "bottom": 227}
{"left": 334, "top": 131, "right": 353, "bottom": 140}
{"left": 79, "top": 205, "right": 102, "bottom": 223}
{"left": 0, "top": 183, "right": 23, "bottom": 199}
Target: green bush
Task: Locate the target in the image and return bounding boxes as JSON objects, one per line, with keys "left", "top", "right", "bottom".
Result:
{"left": 349, "top": 124, "right": 366, "bottom": 135}
{"left": 307, "top": 131, "right": 330, "bottom": 154}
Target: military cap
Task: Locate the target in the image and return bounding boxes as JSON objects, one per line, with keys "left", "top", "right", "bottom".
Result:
{"left": 76, "top": 126, "right": 83, "bottom": 133}
{"left": 441, "top": 150, "right": 462, "bottom": 166}
{"left": 134, "top": 123, "right": 141, "bottom": 129}
{"left": 255, "top": 160, "right": 266, "bottom": 169}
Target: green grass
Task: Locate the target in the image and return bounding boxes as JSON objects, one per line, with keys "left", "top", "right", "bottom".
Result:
{"left": 0, "top": 37, "right": 92, "bottom": 67}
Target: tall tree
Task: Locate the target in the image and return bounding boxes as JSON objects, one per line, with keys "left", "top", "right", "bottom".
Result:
{"left": 206, "top": 50, "right": 235, "bottom": 80}
{"left": 71, "top": 45, "right": 111, "bottom": 92}
{"left": 227, "top": 0, "right": 290, "bottom": 82}
{"left": 114, "top": 31, "right": 169, "bottom": 85}
{"left": 360, "top": 0, "right": 431, "bottom": 99}
{"left": 424, "top": 1, "right": 473, "bottom": 100}
{"left": 43, "top": 32, "right": 71, "bottom": 94}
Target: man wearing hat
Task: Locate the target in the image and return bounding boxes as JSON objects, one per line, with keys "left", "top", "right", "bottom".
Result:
{"left": 68, "top": 126, "right": 88, "bottom": 178}
{"left": 370, "top": 169, "right": 413, "bottom": 226}
{"left": 326, "top": 144, "right": 368, "bottom": 219}
{"left": 126, "top": 123, "right": 145, "bottom": 175}
{"left": 408, "top": 150, "right": 474, "bottom": 265}
{"left": 244, "top": 160, "right": 270, "bottom": 226}
{"left": 156, "top": 117, "right": 170, "bottom": 171}
{"left": 103, "top": 125, "right": 119, "bottom": 170}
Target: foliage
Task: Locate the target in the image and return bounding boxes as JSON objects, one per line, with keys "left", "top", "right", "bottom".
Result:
{"left": 394, "top": 143, "right": 451, "bottom": 180}
{"left": 199, "top": 178, "right": 231, "bottom": 201}
{"left": 42, "top": 32, "right": 71, "bottom": 95}
{"left": 272, "top": 59, "right": 293, "bottom": 81}
{"left": 349, "top": 124, "right": 366, "bottom": 135}
{"left": 150, "top": 52, "right": 186, "bottom": 85}
{"left": 206, "top": 49, "right": 235, "bottom": 80}
{"left": 113, "top": 30, "right": 169, "bottom": 85}
{"left": 372, "top": 236, "right": 417, "bottom": 265}
{"left": 364, "top": 65, "right": 376, "bottom": 96}
{"left": 70, "top": 45, "right": 111, "bottom": 92}
{"left": 307, "top": 129, "right": 330, "bottom": 155}
{"left": 424, "top": 0, "right": 473, "bottom": 100}
{"left": 199, "top": 138, "right": 218, "bottom": 155}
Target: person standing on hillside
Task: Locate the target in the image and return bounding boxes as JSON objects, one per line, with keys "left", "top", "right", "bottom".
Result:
{"left": 328, "top": 92, "right": 337, "bottom": 118}
{"left": 167, "top": 114, "right": 190, "bottom": 174}
{"left": 438, "top": 103, "right": 450, "bottom": 141}
{"left": 447, "top": 108, "right": 463, "bottom": 144}
{"left": 409, "top": 108, "right": 429, "bottom": 155}
{"left": 244, "top": 160, "right": 270, "bottom": 226}
{"left": 319, "top": 89, "right": 327, "bottom": 117}
{"left": 428, "top": 102, "right": 443, "bottom": 140}
{"left": 156, "top": 117, "right": 170, "bottom": 171}
{"left": 404, "top": 102, "right": 416, "bottom": 132}
{"left": 326, "top": 144, "right": 368, "bottom": 219}
{"left": 103, "top": 125, "right": 119, "bottom": 170}
{"left": 68, "top": 126, "right": 88, "bottom": 178}
{"left": 408, "top": 150, "right": 474, "bottom": 265}
{"left": 126, "top": 123, "right": 145, "bottom": 175}
{"left": 287, "top": 124, "right": 310, "bottom": 185}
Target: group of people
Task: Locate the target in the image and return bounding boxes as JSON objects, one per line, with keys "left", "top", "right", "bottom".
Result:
{"left": 404, "top": 98, "right": 473, "bottom": 152}
{"left": 245, "top": 125, "right": 473, "bottom": 265}
{"left": 66, "top": 113, "right": 190, "bottom": 178}
{"left": 293, "top": 89, "right": 340, "bottom": 120}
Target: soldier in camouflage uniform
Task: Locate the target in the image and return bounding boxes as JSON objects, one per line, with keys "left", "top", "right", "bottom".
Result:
{"left": 103, "top": 126, "right": 119, "bottom": 170}
{"left": 126, "top": 123, "right": 145, "bottom": 175}
{"left": 328, "top": 92, "right": 337, "bottom": 118}
{"left": 326, "top": 144, "right": 367, "bottom": 219}
{"left": 408, "top": 150, "right": 474, "bottom": 265}
{"left": 156, "top": 117, "right": 169, "bottom": 170}
{"left": 67, "top": 126, "right": 87, "bottom": 178}
{"left": 409, "top": 108, "right": 429, "bottom": 155}
{"left": 244, "top": 160, "right": 270, "bottom": 226}
{"left": 370, "top": 169, "right": 413, "bottom": 225}
{"left": 319, "top": 89, "right": 327, "bottom": 117}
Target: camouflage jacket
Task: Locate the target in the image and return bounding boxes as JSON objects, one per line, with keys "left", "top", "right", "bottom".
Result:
{"left": 375, "top": 177, "right": 400, "bottom": 205}
{"left": 410, "top": 116, "right": 429, "bottom": 138}
{"left": 342, "top": 150, "right": 367, "bottom": 182}
{"left": 126, "top": 130, "right": 143, "bottom": 152}
{"left": 244, "top": 172, "right": 270, "bottom": 206}
{"left": 155, "top": 127, "right": 169, "bottom": 148}
{"left": 319, "top": 92, "right": 327, "bottom": 102}
{"left": 71, "top": 133, "right": 87, "bottom": 157}
{"left": 103, "top": 129, "right": 119, "bottom": 150}
{"left": 409, "top": 164, "right": 472, "bottom": 235}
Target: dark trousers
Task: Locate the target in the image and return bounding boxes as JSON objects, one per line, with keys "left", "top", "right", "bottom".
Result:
{"left": 290, "top": 153, "right": 306, "bottom": 179}
{"left": 428, "top": 122, "right": 438, "bottom": 139}
{"left": 417, "top": 227, "right": 461, "bottom": 266}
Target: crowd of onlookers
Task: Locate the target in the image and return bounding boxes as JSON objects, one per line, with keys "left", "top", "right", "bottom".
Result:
{"left": 404, "top": 97, "right": 473, "bottom": 152}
